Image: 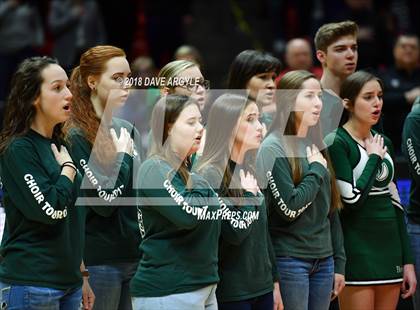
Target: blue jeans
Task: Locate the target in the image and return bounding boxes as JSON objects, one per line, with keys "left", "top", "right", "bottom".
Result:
{"left": 406, "top": 217, "right": 420, "bottom": 310}
{"left": 88, "top": 262, "right": 138, "bottom": 310}
{"left": 218, "top": 292, "right": 273, "bottom": 310}
{"left": 0, "top": 282, "right": 82, "bottom": 310}
{"left": 276, "top": 256, "right": 334, "bottom": 310}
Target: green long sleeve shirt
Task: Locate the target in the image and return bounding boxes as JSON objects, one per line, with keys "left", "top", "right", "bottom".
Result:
{"left": 402, "top": 103, "right": 420, "bottom": 223}
{"left": 130, "top": 156, "right": 221, "bottom": 297}
{"left": 67, "top": 118, "right": 141, "bottom": 265}
{"left": 199, "top": 160, "right": 278, "bottom": 302}
{"left": 257, "top": 131, "right": 346, "bottom": 274}
{"left": 0, "top": 130, "right": 84, "bottom": 289}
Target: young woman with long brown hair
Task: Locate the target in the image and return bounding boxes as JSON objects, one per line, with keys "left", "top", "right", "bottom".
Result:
{"left": 0, "top": 56, "right": 94, "bottom": 309}
{"left": 195, "top": 94, "right": 283, "bottom": 310}
{"left": 257, "top": 70, "right": 345, "bottom": 310}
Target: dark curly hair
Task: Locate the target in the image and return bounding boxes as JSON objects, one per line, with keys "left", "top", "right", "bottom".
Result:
{"left": 0, "top": 56, "right": 63, "bottom": 154}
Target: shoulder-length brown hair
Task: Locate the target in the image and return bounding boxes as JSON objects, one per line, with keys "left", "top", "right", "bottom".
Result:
{"left": 65, "top": 45, "right": 126, "bottom": 165}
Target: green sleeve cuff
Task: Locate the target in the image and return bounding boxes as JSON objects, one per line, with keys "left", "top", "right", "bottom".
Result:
{"left": 116, "top": 152, "right": 132, "bottom": 165}
{"left": 272, "top": 269, "right": 280, "bottom": 282}
{"left": 334, "top": 258, "right": 346, "bottom": 275}
{"left": 403, "top": 243, "right": 415, "bottom": 265}
{"left": 403, "top": 257, "right": 415, "bottom": 265}
{"left": 309, "top": 161, "right": 328, "bottom": 180}
{"left": 368, "top": 153, "right": 381, "bottom": 163}
{"left": 243, "top": 190, "right": 256, "bottom": 198}
{"left": 56, "top": 174, "right": 75, "bottom": 204}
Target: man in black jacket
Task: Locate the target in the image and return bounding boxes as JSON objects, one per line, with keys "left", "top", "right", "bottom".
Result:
{"left": 379, "top": 34, "right": 420, "bottom": 155}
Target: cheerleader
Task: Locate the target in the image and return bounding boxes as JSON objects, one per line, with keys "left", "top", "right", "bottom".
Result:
{"left": 326, "top": 71, "right": 416, "bottom": 310}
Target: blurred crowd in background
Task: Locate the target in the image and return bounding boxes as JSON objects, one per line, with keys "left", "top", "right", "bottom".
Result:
{"left": 0, "top": 0, "right": 419, "bottom": 155}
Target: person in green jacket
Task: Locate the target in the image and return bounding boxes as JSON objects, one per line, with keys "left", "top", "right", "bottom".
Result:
{"left": 195, "top": 93, "right": 282, "bottom": 310}
{"left": 326, "top": 71, "right": 416, "bottom": 310}
{"left": 0, "top": 56, "right": 94, "bottom": 309}
{"left": 403, "top": 96, "right": 420, "bottom": 310}
{"left": 131, "top": 94, "right": 221, "bottom": 310}
{"left": 65, "top": 45, "right": 141, "bottom": 310}
{"left": 257, "top": 70, "right": 346, "bottom": 310}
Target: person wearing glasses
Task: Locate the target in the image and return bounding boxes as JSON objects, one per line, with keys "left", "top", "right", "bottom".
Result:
{"left": 158, "top": 60, "right": 210, "bottom": 112}
{"left": 150, "top": 60, "right": 210, "bottom": 158}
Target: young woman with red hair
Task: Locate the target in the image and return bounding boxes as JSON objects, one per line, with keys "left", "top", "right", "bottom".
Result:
{"left": 66, "top": 45, "right": 141, "bottom": 310}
